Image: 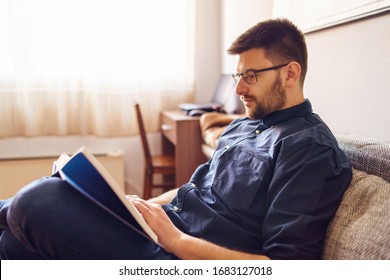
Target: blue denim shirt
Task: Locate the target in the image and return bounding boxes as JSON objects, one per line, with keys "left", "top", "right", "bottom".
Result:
{"left": 163, "top": 100, "right": 352, "bottom": 259}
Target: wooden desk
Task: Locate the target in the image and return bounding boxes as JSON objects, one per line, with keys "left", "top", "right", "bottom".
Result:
{"left": 160, "top": 110, "right": 208, "bottom": 187}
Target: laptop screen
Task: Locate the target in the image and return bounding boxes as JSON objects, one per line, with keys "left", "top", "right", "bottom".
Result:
{"left": 212, "top": 74, "right": 245, "bottom": 114}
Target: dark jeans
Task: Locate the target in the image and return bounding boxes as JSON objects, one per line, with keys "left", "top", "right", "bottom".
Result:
{"left": 0, "top": 177, "right": 178, "bottom": 260}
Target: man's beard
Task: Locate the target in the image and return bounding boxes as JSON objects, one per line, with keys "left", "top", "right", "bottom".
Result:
{"left": 247, "top": 75, "right": 286, "bottom": 120}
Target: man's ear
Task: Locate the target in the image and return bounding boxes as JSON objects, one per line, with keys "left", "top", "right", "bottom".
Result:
{"left": 284, "top": 62, "right": 301, "bottom": 87}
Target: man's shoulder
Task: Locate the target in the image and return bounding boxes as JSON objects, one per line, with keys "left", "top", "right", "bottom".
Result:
{"left": 272, "top": 114, "right": 340, "bottom": 150}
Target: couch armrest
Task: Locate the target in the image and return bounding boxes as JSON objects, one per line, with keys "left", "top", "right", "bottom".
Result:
{"left": 336, "top": 134, "right": 390, "bottom": 183}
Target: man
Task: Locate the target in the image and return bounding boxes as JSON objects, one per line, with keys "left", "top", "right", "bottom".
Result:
{"left": 0, "top": 18, "right": 352, "bottom": 260}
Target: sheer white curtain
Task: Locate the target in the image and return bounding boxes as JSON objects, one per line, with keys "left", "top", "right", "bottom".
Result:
{"left": 0, "top": 0, "right": 195, "bottom": 137}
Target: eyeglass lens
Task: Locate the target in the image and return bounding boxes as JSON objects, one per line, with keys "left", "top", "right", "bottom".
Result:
{"left": 232, "top": 71, "right": 257, "bottom": 84}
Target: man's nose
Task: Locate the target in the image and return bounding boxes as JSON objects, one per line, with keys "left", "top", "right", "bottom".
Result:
{"left": 235, "top": 77, "right": 248, "bottom": 96}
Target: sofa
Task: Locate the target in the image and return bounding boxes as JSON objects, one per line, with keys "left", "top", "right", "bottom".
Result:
{"left": 322, "top": 135, "right": 390, "bottom": 259}
{"left": 199, "top": 112, "right": 390, "bottom": 260}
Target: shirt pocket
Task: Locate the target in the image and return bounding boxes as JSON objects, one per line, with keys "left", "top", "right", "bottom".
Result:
{"left": 212, "top": 149, "right": 271, "bottom": 211}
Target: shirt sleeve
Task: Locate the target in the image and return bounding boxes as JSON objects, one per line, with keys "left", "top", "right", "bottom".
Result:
{"left": 262, "top": 138, "right": 352, "bottom": 259}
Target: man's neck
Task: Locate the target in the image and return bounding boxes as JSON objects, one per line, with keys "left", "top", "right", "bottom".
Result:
{"left": 283, "top": 89, "right": 305, "bottom": 110}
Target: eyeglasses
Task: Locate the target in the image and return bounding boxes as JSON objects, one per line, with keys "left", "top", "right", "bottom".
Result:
{"left": 232, "top": 63, "right": 290, "bottom": 84}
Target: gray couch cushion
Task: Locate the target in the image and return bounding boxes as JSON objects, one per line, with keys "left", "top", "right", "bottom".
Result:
{"left": 323, "top": 168, "right": 390, "bottom": 259}
{"left": 336, "top": 134, "right": 390, "bottom": 182}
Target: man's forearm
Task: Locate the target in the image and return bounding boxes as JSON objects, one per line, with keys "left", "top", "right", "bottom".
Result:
{"left": 147, "top": 188, "right": 178, "bottom": 205}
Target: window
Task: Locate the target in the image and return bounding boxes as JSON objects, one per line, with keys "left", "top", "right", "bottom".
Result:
{"left": 0, "top": 0, "right": 195, "bottom": 137}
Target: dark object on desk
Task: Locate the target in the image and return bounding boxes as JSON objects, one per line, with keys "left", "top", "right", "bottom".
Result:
{"left": 134, "top": 103, "right": 176, "bottom": 199}
{"left": 188, "top": 109, "right": 208, "bottom": 117}
{"left": 179, "top": 74, "right": 245, "bottom": 116}
{"left": 178, "top": 103, "right": 223, "bottom": 115}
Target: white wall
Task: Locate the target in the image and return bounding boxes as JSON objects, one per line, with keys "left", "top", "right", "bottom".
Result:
{"left": 304, "top": 13, "right": 390, "bottom": 139}
{"left": 194, "top": 0, "right": 222, "bottom": 103}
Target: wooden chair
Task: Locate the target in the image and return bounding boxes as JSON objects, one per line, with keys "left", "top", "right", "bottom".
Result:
{"left": 134, "top": 103, "right": 176, "bottom": 199}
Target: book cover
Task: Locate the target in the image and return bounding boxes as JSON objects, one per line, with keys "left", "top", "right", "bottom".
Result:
{"left": 53, "top": 146, "right": 158, "bottom": 244}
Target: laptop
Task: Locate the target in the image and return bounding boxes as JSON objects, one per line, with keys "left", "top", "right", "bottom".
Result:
{"left": 178, "top": 74, "right": 245, "bottom": 115}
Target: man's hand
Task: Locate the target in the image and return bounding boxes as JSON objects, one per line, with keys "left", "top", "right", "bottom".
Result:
{"left": 126, "top": 195, "right": 182, "bottom": 254}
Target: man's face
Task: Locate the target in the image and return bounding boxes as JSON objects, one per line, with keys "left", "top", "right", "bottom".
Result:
{"left": 235, "top": 48, "right": 286, "bottom": 120}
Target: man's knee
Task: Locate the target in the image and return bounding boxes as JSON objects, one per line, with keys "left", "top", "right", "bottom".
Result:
{"left": 7, "top": 177, "right": 68, "bottom": 230}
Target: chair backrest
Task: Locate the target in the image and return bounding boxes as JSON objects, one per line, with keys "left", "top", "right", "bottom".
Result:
{"left": 134, "top": 103, "right": 153, "bottom": 168}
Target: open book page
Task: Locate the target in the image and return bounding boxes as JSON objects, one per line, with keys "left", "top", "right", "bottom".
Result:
{"left": 55, "top": 147, "right": 159, "bottom": 245}
{"left": 52, "top": 153, "right": 71, "bottom": 174}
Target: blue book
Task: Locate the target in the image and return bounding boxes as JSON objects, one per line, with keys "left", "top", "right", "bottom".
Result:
{"left": 53, "top": 146, "right": 158, "bottom": 244}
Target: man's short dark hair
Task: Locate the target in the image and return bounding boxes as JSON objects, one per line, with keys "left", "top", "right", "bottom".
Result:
{"left": 228, "top": 18, "right": 308, "bottom": 86}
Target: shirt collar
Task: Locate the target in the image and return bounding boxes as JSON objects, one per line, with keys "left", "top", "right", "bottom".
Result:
{"left": 258, "top": 99, "right": 313, "bottom": 129}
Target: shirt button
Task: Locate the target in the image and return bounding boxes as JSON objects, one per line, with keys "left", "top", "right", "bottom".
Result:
{"left": 224, "top": 145, "right": 230, "bottom": 149}
{"left": 255, "top": 130, "right": 261, "bottom": 134}
{"left": 173, "top": 206, "right": 179, "bottom": 212}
